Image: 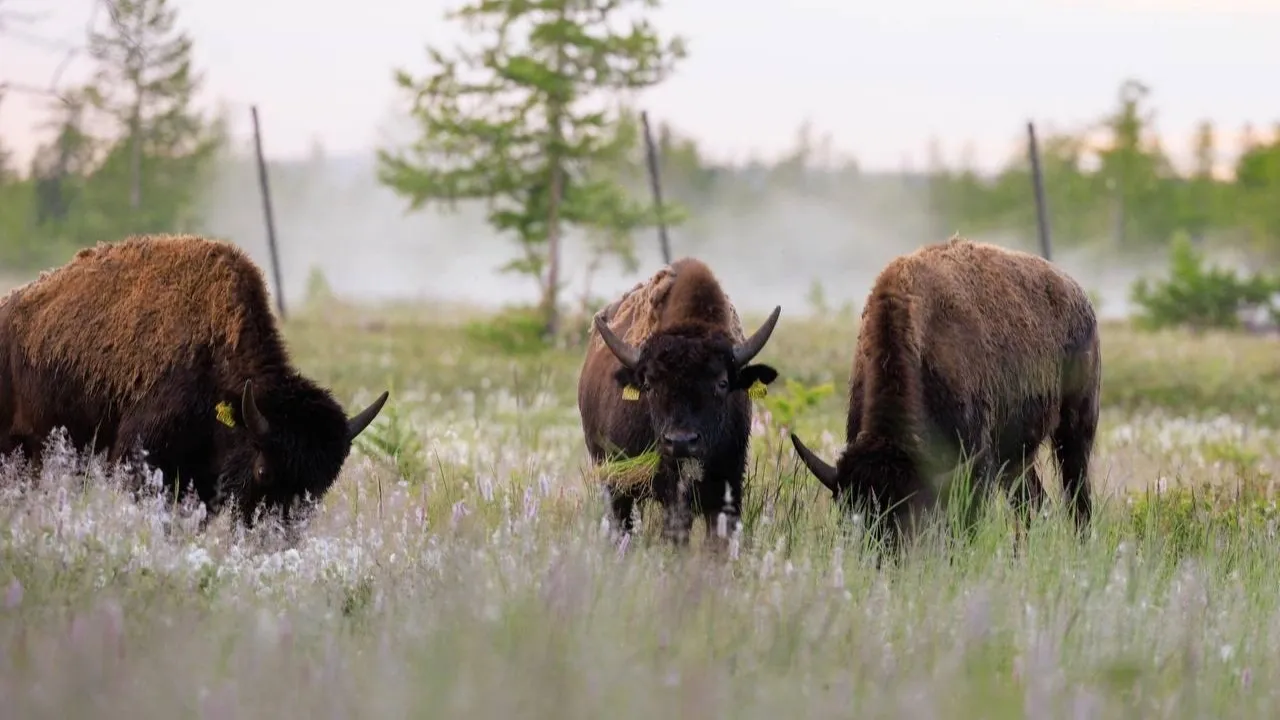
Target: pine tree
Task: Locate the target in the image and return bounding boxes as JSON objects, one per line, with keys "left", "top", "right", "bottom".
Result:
{"left": 379, "top": 0, "right": 686, "bottom": 337}
{"left": 0, "top": 91, "right": 12, "bottom": 185}
{"left": 84, "top": 0, "right": 220, "bottom": 229}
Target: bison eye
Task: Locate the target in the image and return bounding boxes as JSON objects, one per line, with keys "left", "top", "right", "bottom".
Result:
{"left": 717, "top": 378, "right": 729, "bottom": 392}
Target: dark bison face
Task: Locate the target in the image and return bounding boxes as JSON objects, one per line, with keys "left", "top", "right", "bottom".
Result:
{"left": 595, "top": 307, "right": 781, "bottom": 460}
{"left": 789, "top": 431, "right": 919, "bottom": 529}
{"left": 219, "top": 380, "right": 389, "bottom": 525}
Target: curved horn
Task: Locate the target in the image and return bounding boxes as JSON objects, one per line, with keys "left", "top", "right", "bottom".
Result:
{"left": 347, "top": 390, "right": 390, "bottom": 441}
{"left": 594, "top": 315, "right": 640, "bottom": 369}
{"left": 790, "top": 432, "right": 839, "bottom": 493}
{"left": 733, "top": 305, "right": 781, "bottom": 367}
{"left": 241, "top": 380, "right": 270, "bottom": 437}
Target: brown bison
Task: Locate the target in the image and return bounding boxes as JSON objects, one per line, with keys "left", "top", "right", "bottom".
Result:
{"left": 578, "top": 258, "right": 781, "bottom": 547}
{"left": 790, "top": 237, "right": 1100, "bottom": 549}
{"left": 0, "top": 234, "right": 389, "bottom": 526}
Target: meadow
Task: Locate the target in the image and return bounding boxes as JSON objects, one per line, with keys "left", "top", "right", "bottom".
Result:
{"left": 3, "top": 296, "right": 1280, "bottom": 719}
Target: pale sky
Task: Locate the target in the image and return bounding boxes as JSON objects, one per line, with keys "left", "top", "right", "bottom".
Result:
{"left": 1, "top": 0, "right": 1278, "bottom": 173}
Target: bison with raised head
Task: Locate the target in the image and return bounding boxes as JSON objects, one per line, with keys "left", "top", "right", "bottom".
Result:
{"left": 0, "top": 234, "right": 390, "bottom": 527}
{"left": 790, "top": 237, "right": 1100, "bottom": 551}
{"left": 578, "top": 258, "right": 781, "bottom": 548}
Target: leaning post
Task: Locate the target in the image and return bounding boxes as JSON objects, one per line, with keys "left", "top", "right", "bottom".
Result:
{"left": 1026, "top": 120, "right": 1053, "bottom": 261}
{"left": 640, "top": 110, "right": 673, "bottom": 265}
{"left": 251, "top": 105, "right": 287, "bottom": 318}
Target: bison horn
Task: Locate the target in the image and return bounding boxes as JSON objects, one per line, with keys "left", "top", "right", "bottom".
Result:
{"left": 346, "top": 390, "right": 390, "bottom": 441}
{"left": 732, "top": 305, "right": 781, "bottom": 367}
{"left": 241, "top": 380, "right": 271, "bottom": 437}
{"left": 790, "top": 432, "right": 839, "bottom": 493}
{"left": 594, "top": 315, "right": 640, "bottom": 369}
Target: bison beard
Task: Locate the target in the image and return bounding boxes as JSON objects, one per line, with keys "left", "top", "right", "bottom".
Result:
{"left": 578, "top": 258, "right": 781, "bottom": 551}
{"left": 789, "top": 236, "right": 1101, "bottom": 554}
{"left": 0, "top": 233, "right": 390, "bottom": 529}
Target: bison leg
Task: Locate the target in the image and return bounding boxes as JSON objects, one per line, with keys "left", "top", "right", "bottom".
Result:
{"left": 1005, "top": 461, "right": 1045, "bottom": 526}
{"left": 0, "top": 410, "right": 45, "bottom": 480}
{"left": 108, "top": 420, "right": 210, "bottom": 515}
{"left": 990, "top": 397, "right": 1055, "bottom": 533}
{"left": 657, "top": 460, "right": 698, "bottom": 547}
{"left": 0, "top": 433, "right": 43, "bottom": 480}
{"left": 943, "top": 436, "right": 997, "bottom": 541}
{"left": 700, "top": 475, "right": 743, "bottom": 557}
{"left": 1053, "top": 395, "right": 1097, "bottom": 534}
{"left": 661, "top": 491, "right": 694, "bottom": 546}
{"left": 993, "top": 439, "right": 1047, "bottom": 531}
{"left": 605, "top": 484, "right": 639, "bottom": 536}
{"left": 108, "top": 424, "right": 171, "bottom": 496}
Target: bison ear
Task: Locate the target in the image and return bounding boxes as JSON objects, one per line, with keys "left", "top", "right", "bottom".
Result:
{"left": 612, "top": 365, "right": 642, "bottom": 399}
{"left": 734, "top": 363, "right": 778, "bottom": 392}
{"left": 241, "top": 380, "right": 271, "bottom": 437}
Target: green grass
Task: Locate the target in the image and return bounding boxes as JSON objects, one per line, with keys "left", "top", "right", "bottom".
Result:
{"left": 3, "top": 303, "right": 1280, "bottom": 718}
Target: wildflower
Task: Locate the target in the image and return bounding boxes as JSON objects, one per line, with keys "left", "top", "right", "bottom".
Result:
{"left": 4, "top": 579, "right": 21, "bottom": 609}
{"left": 830, "top": 545, "right": 844, "bottom": 589}
{"left": 450, "top": 500, "right": 469, "bottom": 530}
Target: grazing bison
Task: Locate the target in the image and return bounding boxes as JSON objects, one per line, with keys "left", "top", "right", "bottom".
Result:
{"left": 0, "top": 234, "right": 390, "bottom": 526}
{"left": 790, "top": 237, "right": 1100, "bottom": 550}
{"left": 578, "top": 258, "right": 781, "bottom": 548}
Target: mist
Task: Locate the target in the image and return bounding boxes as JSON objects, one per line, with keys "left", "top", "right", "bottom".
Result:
{"left": 197, "top": 147, "right": 1163, "bottom": 322}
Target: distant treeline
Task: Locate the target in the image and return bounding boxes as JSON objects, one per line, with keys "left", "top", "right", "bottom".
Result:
{"left": 1, "top": 0, "right": 1277, "bottom": 276}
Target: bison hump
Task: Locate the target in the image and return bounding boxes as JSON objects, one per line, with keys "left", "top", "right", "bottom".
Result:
{"left": 590, "top": 261, "right": 746, "bottom": 352}
{"left": 7, "top": 234, "right": 283, "bottom": 402}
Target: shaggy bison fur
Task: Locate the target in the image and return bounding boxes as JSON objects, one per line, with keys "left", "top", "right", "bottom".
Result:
{"left": 790, "top": 237, "right": 1100, "bottom": 550}
{"left": 578, "top": 258, "right": 782, "bottom": 549}
{"left": 0, "top": 234, "right": 389, "bottom": 526}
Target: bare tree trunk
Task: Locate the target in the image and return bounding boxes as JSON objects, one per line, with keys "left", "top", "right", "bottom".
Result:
{"left": 129, "top": 103, "right": 141, "bottom": 210}
{"left": 124, "top": 5, "right": 143, "bottom": 213}
{"left": 542, "top": 9, "right": 568, "bottom": 341}
{"left": 544, "top": 156, "right": 563, "bottom": 339}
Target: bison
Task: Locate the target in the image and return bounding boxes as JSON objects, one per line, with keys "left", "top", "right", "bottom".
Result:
{"left": 0, "top": 233, "right": 390, "bottom": 527}
{"left": 578, "top": 258, "right": 781, "bottom": 548}
{"left": 789, "top": 237, "right": 1100, "bottom": 550}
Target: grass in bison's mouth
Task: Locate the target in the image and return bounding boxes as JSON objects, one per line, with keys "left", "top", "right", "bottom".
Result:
{"left": 1, "top": 303, "right": 1278, "bottom": 718}
{"left": 598, "top": 446, "right": 662, "bottom": 491}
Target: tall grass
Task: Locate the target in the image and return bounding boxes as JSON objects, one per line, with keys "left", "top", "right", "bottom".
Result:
{"left": 1, "top": 305, "right": 1278, "bottom": 718}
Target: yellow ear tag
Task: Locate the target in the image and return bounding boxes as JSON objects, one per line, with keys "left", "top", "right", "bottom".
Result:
{"left": 215, "top": 401, "right": 236, "bottom": 428}
{"left": 747, "top": 379, "right": 768, "bottom": 400}
{"left": 621, "top": 385, "right": 641, "bottom": 401}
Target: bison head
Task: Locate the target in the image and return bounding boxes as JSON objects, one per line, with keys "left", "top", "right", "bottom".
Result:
{"left": 594, "top": 307, "right": 781, "bottom": 460}
{"left": 219, "top": 379, "right": 389, "bottom": 525}
{"left": 789, "top": 431, "right": 922, "bottom": 533}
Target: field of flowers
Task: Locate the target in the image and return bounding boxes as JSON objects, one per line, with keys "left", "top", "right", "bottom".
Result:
{"left": 3, "top": 301, "right": 1280, "bottom": 718}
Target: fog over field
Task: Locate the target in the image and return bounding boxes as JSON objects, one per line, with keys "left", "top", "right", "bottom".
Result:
{"left": 198, "top": 149, "right": 1166, "bottom": 322}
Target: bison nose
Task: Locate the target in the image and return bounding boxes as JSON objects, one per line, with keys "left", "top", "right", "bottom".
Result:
{"left": 662, "top": 430, "right": 701, "bottom": 457}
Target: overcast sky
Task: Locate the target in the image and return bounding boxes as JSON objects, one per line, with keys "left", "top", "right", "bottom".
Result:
{"left": 2, "top": 0, "right": 1277, "bottom": 173}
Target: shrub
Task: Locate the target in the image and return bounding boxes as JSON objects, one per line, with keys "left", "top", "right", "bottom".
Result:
{"left": 1129, "top": 232, "right": 1279, "bottom": 331}
{"left": 462, "top": 305, "right": 550, "bottom": 356}
{"left": 760, "top": 377, "right": 837, "bottom": 432}
{"left": 1126, "top": 474, "right": 1277, "bottom": 559}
